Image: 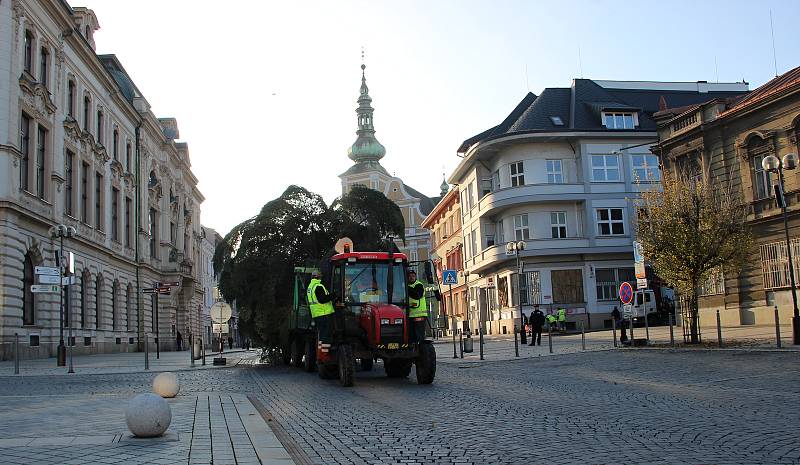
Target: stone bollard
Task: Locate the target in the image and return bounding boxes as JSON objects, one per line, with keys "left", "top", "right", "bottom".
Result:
{"left": 775, "top": 306, "right": 782, "bottom": 349}
{"left": 716, "top": 309, "right": 722, "bottom": 348}
{"left": 14, "top": 333, "right": 20, "bottom": 375}
{"left": 153, "top": 372, "right": 180, "bottom": 398}
{"left": 126, "top": 393, "right": 171, "bottom": 438}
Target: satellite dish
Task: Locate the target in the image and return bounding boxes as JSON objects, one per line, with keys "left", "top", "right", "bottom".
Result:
{"left": 334, "top": 237, "right": 354, "bottom": 254}
{"left": 210, "top": 302, "right": 232, "bottom": 323}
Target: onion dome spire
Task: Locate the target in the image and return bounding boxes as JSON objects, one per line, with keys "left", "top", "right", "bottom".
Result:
{"left": 347, "top": 59, "right": 386, "bottom": 163}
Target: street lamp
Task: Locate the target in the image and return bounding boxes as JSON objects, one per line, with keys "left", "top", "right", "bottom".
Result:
{"left": 506, "top": 240, "right": 527, "bottom": 345}
{"left": 762, "top": 153, "right": 800, "bottom": 345}
{"left": 49, "top": 224, "right": 77, "bottom": 367}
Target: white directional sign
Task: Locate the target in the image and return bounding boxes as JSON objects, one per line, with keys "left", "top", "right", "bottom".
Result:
{"left": 62, "top": 276, "right": 76, "bottom": 285}
{"left": 38, "top": 275, "right": 61, "bottom": 284}
{"left": 442, "top": 269, "right": 458, "bottom": 285}
{"left": 31, "top": 284, "right": 61, "bottom": 294}
{"left": 622, "top": 304, "right": 633, "bottom": 318}
{"left": 211, "top": 302, "right": 232, "bottom": 323}
{"left": 212, "top": 323, "right": 230, "bottom": 334}
{"left": 35, "top": 266, "right": 59, "bottom": 276}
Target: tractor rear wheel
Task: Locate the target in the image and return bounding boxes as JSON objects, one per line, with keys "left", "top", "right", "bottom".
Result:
{"left": 290, "top": 338, "right": 303, "bottom": 367}
{"left": 338, "top": 344, "right": 356, "bottom": 387}
{"left": 360, "top": 357, "right": 373, "bottom": 371}
{"left": 415, "top": 341, "right": 436, "bottom": 385}
{"left": 385, "top": 359, "right": 412, "bottom": 378}
{"left": 303, "top": 337, "right": 316, "bottom": 372}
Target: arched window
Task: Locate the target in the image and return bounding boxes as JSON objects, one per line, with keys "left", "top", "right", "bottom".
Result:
{"left": 112, "top": 280, "right": 119, "bottom": 330}
{"left": 22, "top": 252, "right": 35, "bottom": 326}
{"left": 81, "top": 270, "right": 90, "bottom": 328}
{"left": 39, "top": 47, "right": 48, "bottom": 87}
{"left": 126, "top": 283, "right": 133, "bottom": 332}
{"left": 67, "top": 80, "right": 76, "bottom": 118}
{"left": 748, "top": 136, "right": 772, "bottom": 200}
{"left": 96, "top": 109, "right": 104, "bottom": 144}
{"left": 95, "top": 274, "right": 103, "bottom": 329}
{"left": 83, "top": 95, "right": 91, "bottom": 130}
{"left": 148, "top": 170, "right": 158, "bottom": 188}
{"left": 113, "top": 128, "right": 119, "bottom": 160}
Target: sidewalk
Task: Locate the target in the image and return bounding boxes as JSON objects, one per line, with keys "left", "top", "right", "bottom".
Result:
{"left": 435, "top": 323, "right": 799, "bottom": 364}
{"left": 0, "top": 392, "right": 294, "bottom": 465}
{"left": 0, "top": 347, "right": 258, "bottom": 376}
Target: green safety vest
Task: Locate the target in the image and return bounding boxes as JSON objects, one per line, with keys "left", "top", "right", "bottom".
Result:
{"left": 307, "top": 279, "right": 334, "bottom": 318}
{"left": 557, "top": 308, "right": 566, "bottom": 321}
{"left": 408, "top": 280, "right": 428, "bottom": 318}
{"left": 546, "top": 314, "right": 557, "bottom": 323}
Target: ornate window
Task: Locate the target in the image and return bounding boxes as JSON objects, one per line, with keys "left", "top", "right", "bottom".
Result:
{"left": 126, "top": 142, "right": 132, "bottom": 172}
{"left": 67, "top": 80, "right": 76, "bottom": 117}
{"left": 127, "top": 284, "right": 133, "bottom": 332}
{"left": 748, "top": 136, "right": 772, "bottom": 200}
{"left": 96, "top": 109, "right": 104, "bottom": 145}
{"left": 81, "top": 270, "right": 90, "bottom": 328}
{"left": 83, "top": 95, "right": 91, "bottom": 131}
{"left": 112, "top": 280, "right": 119, "bottom": 330}
{"left": 39, "top": 47, "right": 48, "bottom": 87}
{"left": 125, "top": 197, "right": 132, "bottom": 247}
{"left": 95, "top": 172, "right": 103, "bottom": 230}
{"left": 20, "top": 113, "right": 31, "bottom": 191}
{"left": 35, "top": 125, "right": 46, "bottom": 199}
{"left": 23, "top": 30, "right": 33, "bottom": 74}
{"left": 111, "top": 187, "right": 119, "bottom": 242}
{"left": 80, "top": 162, "right": 89, "bottom": 223}
{"left": 22, "top": 252, "right": 35, "bottom": 325}
{"left": 112, "top": 128, "right": 119, "bottom": 160}
{"left": 65, "top": 150, "right": 74, "bottom": 216}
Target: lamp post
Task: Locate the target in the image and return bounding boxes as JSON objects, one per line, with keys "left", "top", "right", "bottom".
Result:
{"left": 506, "top": 240, "right": 527, "bottom": 345}
{"left": 762, "top": 153, "right": 800, "bottom": 345}
{"left": 49, "top": 224, "right": 76, "bottom": 367}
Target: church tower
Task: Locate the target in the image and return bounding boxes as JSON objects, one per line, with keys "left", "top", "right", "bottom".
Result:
{"left": 339, "top": 61, "right": 441, "bottom": 263}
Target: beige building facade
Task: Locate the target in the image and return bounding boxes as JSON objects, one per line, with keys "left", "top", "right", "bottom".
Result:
{"left": 655, "top": 67, "right": 800, "bottom": 328}
{"left": 0, "top": 1, "right": 204, "bottom": 359}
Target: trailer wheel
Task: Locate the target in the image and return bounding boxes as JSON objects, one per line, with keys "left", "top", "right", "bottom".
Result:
{"left": 290, "top": 338, "right": 303, "bottom": 368}
{"left": 415, "top": 341, "right": 436, "bottom": 385}
{"left": 337, "top": 344, "right": 356, "bottom": 387}
{"left": 385, "top": 360, "right": 412, "bottom": 378}
{"left": 360, "top": 358, "right": 373, "bottom": 371}
{"left": 303, "top": 337, "right": 316, "bottom": 372}
{"left": 318, "top": 362, "right": 338, "bottom": 379}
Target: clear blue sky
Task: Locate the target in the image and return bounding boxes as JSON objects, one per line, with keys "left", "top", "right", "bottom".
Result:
{"left": 85, "top": 0, "right": 800, "bottom": 234}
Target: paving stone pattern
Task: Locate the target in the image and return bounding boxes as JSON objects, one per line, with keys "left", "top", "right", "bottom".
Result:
{"left": 250, "top": 350, "right": 800, "bottom": 465}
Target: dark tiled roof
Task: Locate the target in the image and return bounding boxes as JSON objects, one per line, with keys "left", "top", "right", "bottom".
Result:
{"left": 403, "top": 184, "right": 438, "bottom": 215}
{"left": 720, "top": 66, "right": 800, "bottom": 117}
{"left": 458, "top": 79, "right": 748, "bottom": 152}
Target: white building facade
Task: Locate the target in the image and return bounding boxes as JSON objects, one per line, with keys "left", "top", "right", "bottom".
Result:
{"left": 451, "top": 79, "right": 749, "bottom": 332}
{"left": 0, "top": 1, "right": 205, "bottom": 359}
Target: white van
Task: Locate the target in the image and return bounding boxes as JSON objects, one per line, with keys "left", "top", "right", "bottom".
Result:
{"left": 633, "top": 290, "right": 657, "bottom": 319}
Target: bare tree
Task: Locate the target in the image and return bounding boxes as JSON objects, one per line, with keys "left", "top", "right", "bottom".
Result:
{"left": 637, "top": 172, "right": 753, "bottom": 343}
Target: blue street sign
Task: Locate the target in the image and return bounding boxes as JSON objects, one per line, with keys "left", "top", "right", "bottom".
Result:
{"left": 442, "top": 269, "right": 458, "bottom": 285}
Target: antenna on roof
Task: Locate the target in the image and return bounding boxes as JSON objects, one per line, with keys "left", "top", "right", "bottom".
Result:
{"left": 770, "top": 10, "right": 778, "bottom": 77}
{"left": 577, "top": 46, "right": 584, "bottom": 78}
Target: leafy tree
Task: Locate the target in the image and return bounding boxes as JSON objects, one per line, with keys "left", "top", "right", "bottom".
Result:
{"left": 213, "top": 185, "right": 405, "bottom": 350}
{"left": 637, "top": 172, "right": 752, "bottom": 343}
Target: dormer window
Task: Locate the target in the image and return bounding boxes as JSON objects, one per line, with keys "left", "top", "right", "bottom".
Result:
{"left": 603, "top": 112, "right": 637, "bottom": 129}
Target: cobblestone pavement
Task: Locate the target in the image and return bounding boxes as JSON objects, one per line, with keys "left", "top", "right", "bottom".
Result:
{"left": 251, "top": 350, "right": 800, "bottom": 465}
{"left": 1, "top": 348, "right": 799, "bottom": 464}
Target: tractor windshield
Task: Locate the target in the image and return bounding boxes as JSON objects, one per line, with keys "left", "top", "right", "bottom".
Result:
{"left": 343, "top": 260, "right": 408, "bottom": 306}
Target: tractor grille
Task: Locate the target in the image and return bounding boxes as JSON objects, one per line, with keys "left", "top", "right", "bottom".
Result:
{"left": 380, "top": 324, "right": 403, "bottom": 345}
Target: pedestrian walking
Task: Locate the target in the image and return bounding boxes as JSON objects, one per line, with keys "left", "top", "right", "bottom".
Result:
{"left": 176, "top": 331, "right": 183, "bottom": 351}
{"left": 228, "top": 336, "right": 234, "bottom": 350}
{"left": 529, "top": 306, "right": 545, "bottom": 346}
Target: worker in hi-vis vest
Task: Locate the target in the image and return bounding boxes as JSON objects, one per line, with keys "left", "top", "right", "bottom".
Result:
{"left": 307, "top": 270, "right": 335, "bottom": 344}
{"left": 407, "top": 269, "right": 428, "bottom": 343}
{"left": 557, "top": 307, "right": 567, "bottom": 331}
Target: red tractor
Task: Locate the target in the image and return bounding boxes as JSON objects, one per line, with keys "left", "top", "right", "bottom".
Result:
{"left": 286, "top": 245, "right": 436, "bottom": 387}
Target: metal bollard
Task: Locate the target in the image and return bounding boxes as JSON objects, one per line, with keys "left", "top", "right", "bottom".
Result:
{"left": 452, "top": 330, "right": 458, "bottom": 359}
{"left": 775, "top": 306, "right": 782, "bottom": 349}
{"left": 14, "top": 333, "right": 20, "bottom": 375}
{"left": 144, "top": 333, "right": 150, "bottom": 371}
{"left": 629, "top": 315, "right": 635, "bottom": 343}
{"left": 514, "top": 325, "right": 519, "bottom": 357}
{"left": 669, "top": 313, "right": 675, "bottom": 348}
{"left": 459, "top": 332, "right": 464, "bottom": 359}
{"left": 716, "top": 309, "right": 722, "bottom": 348}
{"left": 612, "top": 322, "right": 617, "bottom": 348}
{"left": 581, "top": 322, "right": 586, "bottom": 350}
{"left": 644, "top": 313, "right": 650, "bottom": 343}
{"left": 548, "top": 326, "right": 553, "bottom": 354}
{"left": 190, "top": 335, "right": 195, "bottom": 367}
{"left": 202, "top": 340, "right": 206, "bottom": 365}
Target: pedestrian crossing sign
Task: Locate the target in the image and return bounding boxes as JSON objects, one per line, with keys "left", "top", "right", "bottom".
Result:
{"left": 442, "top": 269, "right": 458, "bottom": 285}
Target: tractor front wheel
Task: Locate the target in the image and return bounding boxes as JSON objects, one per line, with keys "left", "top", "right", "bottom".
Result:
{"left": 338, "top": 344, "right": 356, "bottom": 387}
{"left": 415, "top": 341, "right": 436, "bottom": 385}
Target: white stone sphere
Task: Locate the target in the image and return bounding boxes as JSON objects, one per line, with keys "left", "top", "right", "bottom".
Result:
{"left": 126, "top": 393, "right": 172, "bottom": 438}
{"left": 152, "top": 372, "right": 180, "bottom": 398}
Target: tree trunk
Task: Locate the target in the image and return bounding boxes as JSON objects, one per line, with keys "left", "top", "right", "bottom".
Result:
{"left": 689, "top": 293, "right": 700, "bottom": 344}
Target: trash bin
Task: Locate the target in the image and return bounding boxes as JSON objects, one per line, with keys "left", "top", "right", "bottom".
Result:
{"left": 463, "top": 333, "right": 474, "bottom": 353}
{"left": 193, "top": 338, "right": 202, "bottom": 360}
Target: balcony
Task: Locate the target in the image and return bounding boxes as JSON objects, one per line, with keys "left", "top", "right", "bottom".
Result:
{"left": 477, "top": 184, "right": 587, "bottom": 217}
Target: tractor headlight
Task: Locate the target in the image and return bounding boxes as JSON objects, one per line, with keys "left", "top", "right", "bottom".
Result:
{"left": 380, "top": 318, "right": 390, "bottom": 325}
{"left": 394, "top": 318, "right": 403, "bottom": 325}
